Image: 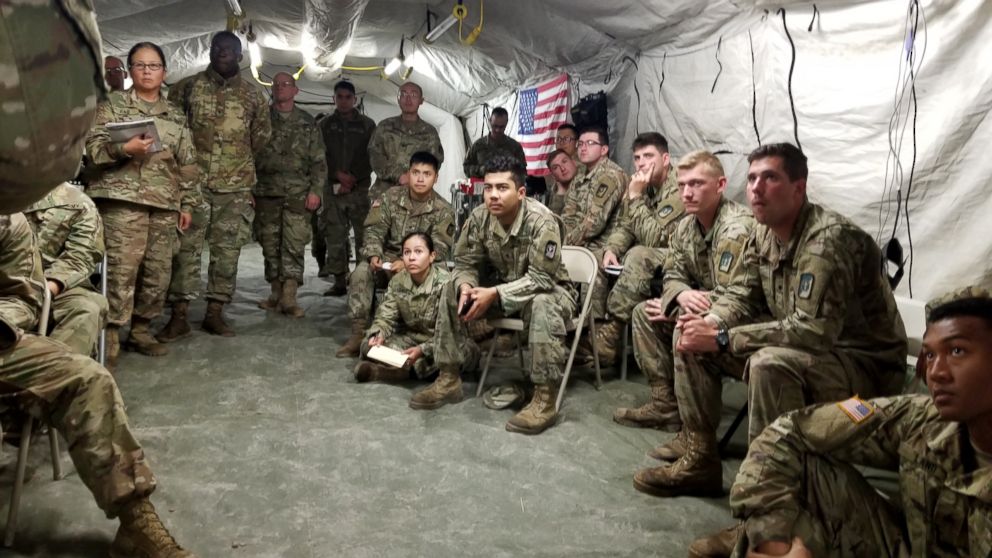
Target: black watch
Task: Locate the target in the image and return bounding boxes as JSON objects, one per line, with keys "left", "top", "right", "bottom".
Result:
{"left": 716, "top": 328, "right": 730, "bottom": 353}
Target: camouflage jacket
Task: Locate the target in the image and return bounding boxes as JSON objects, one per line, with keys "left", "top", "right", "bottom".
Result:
{"left": 368, "top": 116, "right": 444, "bottom": 186}
{"left": 254, "top": 106, "right": 327, "bottom": 200}
{"left": 168, "top": 68, "right": 271, "bottom": 193}
{"left": 463, "top": 134, "right": 526, "bottom": 178}
{"left": 709, "top": 202, "right": 907, "bottom": 375}
{"left": 562, "top": 158, "right": 629, "bottom": 249}
{"left": 660, "top": 198, "right": 754, "bottom": 314}
{"left": 545, "top": 187, "right": 568, "bottom": 216}
{"left": 23, "top": 184, "right": 102, "bottom": 292}
{"left": 319, "top": 110, "right": 376, "bottom": 191}
{"left": 361, "top": 186, "right": 455, "bottom": 263}
{"left": 85, "top": 88, "right": 201, "bottom": 213}
{"left": 453, "top": 198, "right": 571, "bottom": 316}
{"left": 605, "top": 168, "right": 685, "bottom": 256}
{"left": 0, "top": 213, "right": 45, "bottom": 333}
{"left": 731, "top": 395, "right": 992, "bottom": 557}
{"left": 368, "top": 264, "right": 450, "bottom": 359}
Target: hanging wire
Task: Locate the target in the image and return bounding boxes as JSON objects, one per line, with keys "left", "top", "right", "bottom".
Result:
{"left": 777, "top": 8, "right": 802, "bottom": 151}
{"left": 748, "top": 30, "right": 761, "bottom": 145}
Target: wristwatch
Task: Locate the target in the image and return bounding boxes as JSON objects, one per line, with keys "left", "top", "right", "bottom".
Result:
{"left": 716, "top": 328, "right": 730, "bottom": 353}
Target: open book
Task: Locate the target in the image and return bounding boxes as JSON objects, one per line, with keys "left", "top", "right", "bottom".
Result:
{"left": 367, "top": 345, "right": 409, "bottom": 368}
{"left": 106, "top": 118, "right": 163, "bottom": 153}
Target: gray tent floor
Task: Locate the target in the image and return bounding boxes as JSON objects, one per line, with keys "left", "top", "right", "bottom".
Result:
{"left": 1, "top": 243, "right": 749, "bottom": 558}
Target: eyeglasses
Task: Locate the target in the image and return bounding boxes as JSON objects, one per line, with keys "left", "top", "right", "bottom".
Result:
{"left": 398, "top": 92, "right": 421, "bottom": 100}
{"left": 129, "top": 62, "right": 164, "bottom": 72}
{"left": 105, "top": 67, "right": 126, "bottom": 75}
{"left": 555, "top": 136, "right": 576, "bottom": 144}
{"left": 576, "top": 140, "right": 603, "bottom": 148}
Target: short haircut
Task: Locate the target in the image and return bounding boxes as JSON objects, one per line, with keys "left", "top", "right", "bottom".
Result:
{"left": 400, "top": 82, "right": 423, "bottom": 96}
{"left": 545, "top": 148, "right": 569, "bottom": 168}
{"left": 127, "top": 42, "right": 167, "bottom": 70}
{"left": 927, "top": 297, "right": 992, "bottom": 330}
{"left": 631, "top": 132, "right": 669, "bottom": 154}
{"left": 491, "top": 107, "right": 508, "bottom": 119}
{"left": 747, "top": 143, "right": 808, "bottom": 181}
{"left": 409, "top": 151, "right": 440, "bottom": 172}
{"left": 579, "top": 125, "right": 609, "bottom": 146}
{"left": 484, "top": 154, "right": 527, "bottom": 188}
{"left": 401, "top": 231, "right": 435, "bottom": 254}
{"left": 211, "top": 31, "right": 242, "bottom": 51}
{"left": 556, "top": 123, "right": 578, "bottom": 136}
{"left": 677, "top": 150, "right": 725, "bottom": 178}
{"left": 334, "top": 80, "right": 356, "bottom": 94}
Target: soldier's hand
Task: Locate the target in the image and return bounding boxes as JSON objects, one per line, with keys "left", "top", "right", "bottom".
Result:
{"left": 305, "top": 193, "right": 321, "bottom": 212}
{"left": 676, "top": 314, "right": 719, "bottom": 353}
{"left": 178, "top": 211, "right": 192, "bottom": 232}
{"left": 398, "top": 172, "right": 410, "bottom": 186}
{"left": 747, "top": 538, "right": 812, "bottom": 558}
{"left": 401, "top": 346, "right": 423, "bottom": 365}
{"left": 46, "top": 280, "right": 62, "bottom": 297}
{"left": 336, "top": 171, "right": 357, "bottom": 192}
{"left": 123, "top": 134, "right": 156, "bottom": 158}
{"left": 627, "top": 163, "right": 653, "bottom": 199}
{"left": 677, "top": 289, "right": 711, "bottom": 314}
{"left": 462, "top": 287, "right": 498, "bottom": 321}
{"left": 390, "top": 259, "right": 405, "bottom": 274}
{"left": 369, "top": 256, "right": 383, "bottom": 271}
{"left": 368, "top": 334, "right": 384, "bottom": 347}
{"left": 603, "top": 250, "right": 620, "bottom": 268}
{"left": 248, "top": 195, "right": 256, "bottom": 208}
{"left": 644, "top": 298, "right": 673, "bottom": 322}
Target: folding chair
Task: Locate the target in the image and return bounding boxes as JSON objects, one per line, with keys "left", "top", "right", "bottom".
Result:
{"left": 475, "top": 246, "right": 602, "bottom": 412}
{"left": 96, "top": 252, "right": 108, "bottom": 366}
{"left": 3, "top": 287, "right": 64, "bottom": 547}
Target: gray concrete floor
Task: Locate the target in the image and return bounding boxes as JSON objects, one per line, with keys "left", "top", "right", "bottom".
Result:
{"left": 1, "top": 243, "right": 749, "bottom": 557}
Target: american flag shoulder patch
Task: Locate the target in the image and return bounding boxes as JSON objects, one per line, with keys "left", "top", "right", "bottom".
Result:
{"left": 837, "top": 396, "right": 874, "bottom": 424}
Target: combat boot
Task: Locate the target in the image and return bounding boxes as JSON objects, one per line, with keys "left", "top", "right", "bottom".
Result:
{"left": 688, "top": 524, "right": 743, "bottom": 558}
{"left": 279, "top": 279, "right": 305, "bottom": 318}
{"left": 124, "top": 317, "right": 169, "bottom": 356}
{"left": 648, "top": 430, "right": 687, "bottom": 461}
{"left": 323, "top": 273, "right": 347, "bottom": 297}
{"left": 335, "top": 319, "right": 366, "bottom": 358}
{"left": 613, "top": 383, "right": 682, "bottom": 431}
{"left": 354, "top": 361, "right": 411, "bottom": 383}
{"left": 409, "top": 368, "right": 464, "bottom": 410}
{"left": 201, "top": 301, "right": 234, "bottom": 337}
{"left": 258, "top": 280, "right": 281, "bottom": 310}
{"left": 110, "top": 497, "right": 196, "bottom": 558}
{"left": 633, "top": 430, "right": 723, "bottom": 498}
{"left": 505, "top": 383, "right": 558, "bottom": 435}
{"left": 155, "top": 302, "right": 190, "bottom": 343}
{"left": 593, "top": 319, "right": 624, "bottom": 365}
{"left": 105, "top": 325, "right": 121, "bottom": 372}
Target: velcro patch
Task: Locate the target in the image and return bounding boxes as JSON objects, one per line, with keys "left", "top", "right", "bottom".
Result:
{"left": 837, "top": 396, "right": 874, "bottom": 424}
{"left": 544, "top": 241, "right": 558, "bottom": 260}
{"left": 595, "top": 183, "right": 609, "bottom": 198}
{"left": 718, "top": 251, "right": 733, "bottom": 272}
{"left": 798, "top": 272, "right": 815, "bottom": 299}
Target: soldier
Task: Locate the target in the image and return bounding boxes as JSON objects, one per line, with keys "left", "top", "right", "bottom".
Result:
{"left": 367, "top": 81, "right": 444, "bottom": 202}
{"left": 336, "top": 151, "right": 455, "bottom": 357}
{"left": 632, "top": 143, "right": 907, "bottom": 501}
{"left": 104, "top": 55, "right": 127, "bottom": 92}
{"left": 411, "top": 155, "right": 577, "bottom": 435}
{"left": 717, "top": 293, "right": 992, "bottom": 558}
{"left": 554, "top": 123, "right": 579, "bottom": 158}
{"left": 316, "top": 80, "right": 377, "bottom": 296}
{"left": 0, "top": 213, "right": 195, "bottom": 557}
{"left": 614, "top": 151, "right": 753, "bottom": 433}
{"left": 253, "top": 73, "right": 327, "bottom": 318}
{"left": 159, "top": 31, "right": 272, "bottom": 339}
{"left": 23, "top": 183, "right": 108, "bottom": 356}
{"left": 591, "top": 132, "right": 686, "bottom": 364}
{"left": 463, "top": 107, "right": 526, "bottom": 179}
{"left": 544, "top": 148, "right": 578, "bottom": 215}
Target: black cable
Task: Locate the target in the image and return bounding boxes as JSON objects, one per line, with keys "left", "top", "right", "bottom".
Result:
{"left": 748, "top": 30, "right": 761, "bottom": 145}
{"left": 904, "top": 0, "right": 921, "bottom": 296}
{"left": 710, "top": 36, "right": 723, "bottom": 94}
{"left": 777, "top": 8, "right": 801, "bottom": 151}
{"left": 807, "top": 4, "right": 819, "bottom": 32}
{"left": 622, "top": 55, "right": 641, "bottom": 135}
{"left": 658, "top": 52, "right": 667, "bottom": 92}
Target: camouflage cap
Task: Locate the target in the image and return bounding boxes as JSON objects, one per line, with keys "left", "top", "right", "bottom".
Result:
{"left": 925, "top": 283, "right": 992, "bottom": 318}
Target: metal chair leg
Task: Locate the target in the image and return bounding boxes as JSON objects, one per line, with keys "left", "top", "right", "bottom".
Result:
{"left": 5, "top": 418, "right": 34, "bottom": 547}
{"left": 475, "top": 335, "right": 499, "bottom": 397}
{"left": 588, "top": 319, "right": 602, "bottom": 389}
{"left": 47, "top": 427, "right": 62, "bottom": 481}
{"left": 719, "top": 403, "right": 749, "bottom": 455}
{"left": 515, "top": 331, "right": 525, "bottom": 372}
{"left": 620, "top": 323, "right": 629, "bottom": 381}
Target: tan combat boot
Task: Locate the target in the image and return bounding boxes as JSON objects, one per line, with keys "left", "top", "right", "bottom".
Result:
{"left": 613, "top": 382, "right": 682, "bottom": 431}
{"left": 109, "top": 497, "right": 195, "bottom": 558}
{"left": 632, "top": 430, "right": 723, "bottom": 498}
{"left": 592, "top": 319, "right": 623, "bottom": 365}
{"left": 322, "top": 273, "right": 347, "bottom": 297}
{"left": 124, "top": 317, "right": 169, "bottom": 356}
{"left": 354, "top": 361, "right": 411, "bottom": 383}
{"left": 279, "top": 279, "right": 305, "bottom": 318}
{"left": 201, "top": 301, "right": 234, "bottom": 337}
{"left": 648, "top": 430, "right": 687, "bottom": 461}
{"left": 505, "top": 383, "right": 558, "bottom": 435}
{"left": 105, "top": 325, "right": 121, "bottom": 372}
{"left": 409, "top": 368, "right": 464, "bottom": 410}
{"left": 335, "top": 319, "right": 367, "bottom": 358}
{"left": 688, "top": 524, "right": 743, "bottom": 558}
{"left": 258, "top": 280, "right": 281, "bottom": 310}
{"left": 155, "top": 302, "right": 190, "bottom": 343}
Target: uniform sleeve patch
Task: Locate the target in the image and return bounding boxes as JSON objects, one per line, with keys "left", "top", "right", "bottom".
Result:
{"left": 544, "top": 241, "right": 558, "bottom": 260}
{"left": 660, "top": 205, "right": 673, "bottom": 217}
{"left": 595, "top": 183, "right": 609, "bottom": 198}
{"left": 718, "top": 251, "right": 734, "bottom": 272}
{"left": 837, "top": 396, "right": 873, "bottom": 424}
{"left": 797, "top": 272, "right": 815, "bottom": 299}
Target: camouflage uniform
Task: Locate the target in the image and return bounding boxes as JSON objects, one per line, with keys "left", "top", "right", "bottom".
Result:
{"left": 253, "top": 106, "right": 327, "bottom": 283}
{"left": 23, "top": 183, "right": 107, "bottom": 355}
{"left": 730, "top": 395, "right": 992, "bottom": 557}
{"left": 544, "top": 188, "right": 568, "bottom": 215}
{"left": 166, "top": 67, "right": 272, "bottom": 304}
{"left": 463, "top": 134, "right": 526, "bottom": 179}
{"left": 348, "top": 186, "right": 455, "bottom": 323}
{"left": 0, "top": 0, "right": 106, "bottom": 212}
{"left": 315, "top": 110, "right": 376, "bottom": 275}
{"left": 85, "top": 88, "right": 200, "bottom": 325}
{"left": 367, "top": 116, "right": 443, "bottom": 201}
{"left": 433, "top": 198, "right": 577, "bottom": 385}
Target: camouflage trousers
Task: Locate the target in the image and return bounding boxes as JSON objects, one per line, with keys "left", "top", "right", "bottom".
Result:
{"left": 630, "top": 300, "right": 676, "bottom": 386}
{"left": 735, "top": 456, "right": 905, "bottom": 558}
{"left": 98, "top": 201, "right": 176, "bottom": 325}
{"left": 433, "top": 279, "right": 577, "bottom": 385}
{"left": 359, "top": 332, "right": 480, "bottom": 379}
{"left": 314, "top": 187, "right": 370, "bottom": 276}
{"left": 0, "top": 332, "right": 155, "bottom": 518}
{"left": 48, "top": 286, "right": 107, "bottom": 356}
{"left": 253, "top": 196, "right": 311, "bottom": 283}
{"left": 168, "top": 190, "right": 253, "bottom": 304}
{"left": 347, "top": 259, "right": 395, "bottom": 322}
{"left": 606, "top": 246, "right": 667, "bottom": 321}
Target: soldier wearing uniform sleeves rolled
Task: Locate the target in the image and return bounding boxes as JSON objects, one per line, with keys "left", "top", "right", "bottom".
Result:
{"left": 463, "top": 107, "right": 526, "bottom": 179}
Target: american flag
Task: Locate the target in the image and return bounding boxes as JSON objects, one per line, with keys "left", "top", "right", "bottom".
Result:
{"left": 517, "top": 74, "right": 570, "bottom": 176}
